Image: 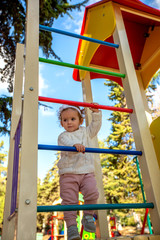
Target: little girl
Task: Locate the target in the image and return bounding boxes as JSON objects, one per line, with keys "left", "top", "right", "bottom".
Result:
{"left": 57, "top": 104, "right": 102, "bottom": 240}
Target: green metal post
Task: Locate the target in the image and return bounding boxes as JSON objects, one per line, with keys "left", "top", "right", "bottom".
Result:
{"left": 135, "top": 156, "right": 153, "bottom": 234}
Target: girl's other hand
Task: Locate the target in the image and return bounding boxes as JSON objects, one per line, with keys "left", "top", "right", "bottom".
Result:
{"left": 73, "top": 144, "right": 85, "bottom": 153}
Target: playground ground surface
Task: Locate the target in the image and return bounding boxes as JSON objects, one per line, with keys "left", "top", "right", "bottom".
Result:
{"left": 41, "top": 226, "right": 150, "bottom": 239}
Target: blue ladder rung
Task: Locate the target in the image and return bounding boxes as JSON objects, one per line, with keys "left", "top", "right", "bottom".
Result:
{"left": 38, "top": 144, "right": 142, "bottom": 156}
{"left": 39, "top": 24, "right": 119, "bottom": 48}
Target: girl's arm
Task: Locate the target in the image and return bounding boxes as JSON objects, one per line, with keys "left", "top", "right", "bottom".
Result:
{"left": 87, "top": 103, "right": 102, "bottom": 138}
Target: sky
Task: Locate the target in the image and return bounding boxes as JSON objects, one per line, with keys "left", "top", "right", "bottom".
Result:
{"left": 0, "top": 0, "right": 160, "bottom": 181}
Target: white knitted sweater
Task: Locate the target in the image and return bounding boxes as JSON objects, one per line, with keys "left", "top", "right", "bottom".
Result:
{"left": 57, "top": 111, "right": 102, "bottom": 175}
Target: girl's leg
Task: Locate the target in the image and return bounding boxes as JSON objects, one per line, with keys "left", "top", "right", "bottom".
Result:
{"left": 59, "top": 174, "right": 79, "bottom": 228}
{"left": 80, "top": 173, "right": 99, "bottom": 216}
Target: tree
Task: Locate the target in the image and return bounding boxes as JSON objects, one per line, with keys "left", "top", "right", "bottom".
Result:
{"left": 101, "top": 80, "right": 143, "bottom": 225}
{"left": 37, "top": 153, "right": 60, "bottom": 231}
{"left": 0, "top": 0, "right": 88, "bottom": 92}
{"left": 102, "top": 73, "right": 160, "bottom": 225}
{"left": 0, "top": 96, "right": 12, "bottom": 135}
{"left": 0, "top": 141, "right": 7, "bottom": 231}
{"left": 145, "top": 69, "right": 160, "bottom": 119}
{"left": 0, "top": 0, "right": 88, "bottom": 135}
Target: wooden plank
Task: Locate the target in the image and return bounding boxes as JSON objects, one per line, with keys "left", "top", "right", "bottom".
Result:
{"left": 116, "top": 3, "right": 160, "bottom": 23}
{"left": 134, "top": 236, "right": 149, "bottom": 240}
{"left": 149, "top": 235, "right": 160, "bottom": 240}
{"left": 113, "top": 3, "right": 160, "bottom": 234}
{"left": 81, "top": 72, "right": 109, "bottom": 239}
{"left": 2, "top": 43, "right": 24, "bottom": 240}
{"left": 16, "top": 0, "right": 39, "bottom": 239}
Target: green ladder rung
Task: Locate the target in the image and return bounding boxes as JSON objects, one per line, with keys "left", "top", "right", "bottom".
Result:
{"left": 37, "top": 203, "right": 154, "bottom": 212}
{"left": 39, "top": 57, "right": 125, "bottom": 78}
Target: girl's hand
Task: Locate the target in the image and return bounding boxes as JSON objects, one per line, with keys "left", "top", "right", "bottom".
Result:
{"left": 89, "top": 102, "right": 99, "bottom": 112}
{"left": 74, "top": 144, "right": 85, "bottom": 153}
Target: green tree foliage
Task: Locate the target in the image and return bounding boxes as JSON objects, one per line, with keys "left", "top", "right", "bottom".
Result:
{"left": 0, "top": 96, "right": 12, "bottom": 135}
{"left": 146, "top": 69, "right": 160, "bottom": 118}
{"left": 0, "top": 0, "right": 88, "bottom": 135}
{"left": 0, "top": 141, "right": 7, "bottom": 230}
{"left": 101, "top": 80, "right": 143, "bottom": 224}
{"left": 0, "top": 0, "right": 88, "bottom": 92}
{"left": 37, "top": 154, "right": 60, "bottom": 231}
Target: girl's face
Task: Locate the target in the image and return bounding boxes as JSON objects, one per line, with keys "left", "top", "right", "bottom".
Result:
{"left": 60, "top": 108, "right": 83, "bottom": 132}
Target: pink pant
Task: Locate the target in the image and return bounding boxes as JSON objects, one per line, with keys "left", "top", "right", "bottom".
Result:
{"left": 59, "top": 173, "right": 99, "bottom": 227}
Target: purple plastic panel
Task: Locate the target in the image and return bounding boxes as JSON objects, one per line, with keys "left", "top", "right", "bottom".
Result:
{"left": 10, "top": 119, "right": 21, "bottom": 215}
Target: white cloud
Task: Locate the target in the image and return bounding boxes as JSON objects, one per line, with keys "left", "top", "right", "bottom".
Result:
{"left": 62, "top": 19, "right": 72, "bottom": 31}
{"left": 39, "top": 105, "right": 55, "bottom": 116}
{"left": 153, "top": 85, "right": 160, "bottom": 108}
{"left": 39, "top": 63, "right": 48, "bottom": 95}
{"left": 73, "top": 0, "right": 103, "bottom": 34}
{"left": 88, "top": 0, "right": 100, "bottom": 4}
{"left": 67, "top": 0, "right": 160, "bottom": 35}
{"left": 0, "top": 58, "right": 12, "bottom": 96}
{"left": 145, "top": 0, "right": 160, "bottom": 9}
{"left": 61, "top": 9, "right": 84, "bottom": 34}
{"left": 153, "top": 0, "right": 160, "bottom": 9}
{"left": 0, "top": 58, "right": 48, "bottom": 97}
{"left": 39, "top": 74, "right": 48, "bottom": 95}
{"left": 73, "top": 11, "right": 84, "bottom": 34}
{"left": 0, "top": 81, "right": 11, "bottom": 95}
{"left": 74, "top": 19, "right": 83, "bottom": 34}
{"left": 64, "top": 23, "right": 72, "bottom": 30}
{"left": 0, "top": 57, "right": 5, "bottom": 68}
